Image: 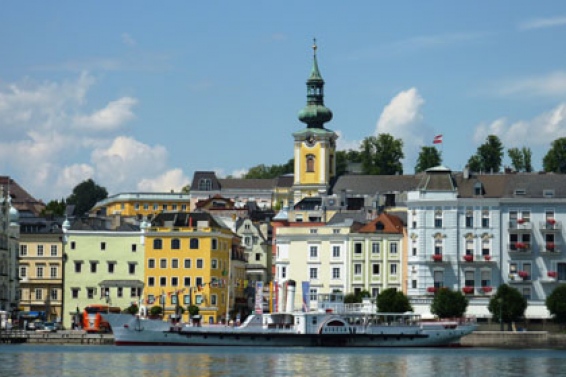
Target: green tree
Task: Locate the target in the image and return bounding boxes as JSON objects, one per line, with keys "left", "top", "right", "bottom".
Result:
{"left": 244, "top": 159, "right": 294, "bottom": 179}
{"left": 508, "top": 147, "right": 533, "bottom": 172}
{"left": 149, "top": 305, "right": 163, "bottom": 317}
{"left": 124, "top": 304, "right": 139, "bottom": 315}
{"left": 336, "top": 149, "right": 362, "bottom": 176}
{"left": 41, "top": 199, "right": 66, "bottom": 217}
{"left": 543, "top": 137, "right": 566, "bottom": 173}
{"left": 344, "top": 290, "right": 371, "bottom": 304}
{"left": 377, "top": 288, "right": 413, "bottom": 313}
{"left": 66, "top": 179, "right": 108, "bottom": 217}
{"left": 545, "top": 284, "right": 566, "bottom": 324}
{"left": 361, "top": 134, "right": 404, "bottom": 175}
{"left": 188, "top": 305, "right": 200, "bottom": 317}
{"left": 415, "top": 146, "right": 442, "bottom": 173}
{"left": 430, "top": 288, "right": 469, "bottom": 318}
{"left": 467, "top": 135, "right": 504, "bottom": 173}
{"left": 488, "top": 284, "right": 527, "bottom": 329}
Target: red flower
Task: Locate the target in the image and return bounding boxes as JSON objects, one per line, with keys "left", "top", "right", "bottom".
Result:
{"left": 518, "top": 218, "right": 525, "bottom": 224}
{"left": 518, "top": 271, "right": 529, "bottom": 278}
{"left": 432, "top": 254, "right": 443, "bottom": 262}
{"left": 463, "top": 254, "right": 473, "bottom": 262}
{"left": 484, "top": 255, "right": 492, "bottom": 261}
{"left": 482, "top": 286, "right": 493, "bottom": 293}
{"left": 547, "top": 242, "right": 555, "bottom": 250}
{"left": 427, "top": 287, "right": 437, "bottom": 293}
{"left": 548, "top": 271, "right": 557, "bottom": 278}
{"left": 547, "top": 218, "right": 556, "bottom": 225}
{"left": 462, "top": 286, "right": 474, "bottom": 294}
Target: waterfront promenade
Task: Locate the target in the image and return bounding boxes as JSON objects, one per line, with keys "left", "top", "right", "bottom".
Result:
{"left": 0, "top": 329, "right": 113, "bottom": 345}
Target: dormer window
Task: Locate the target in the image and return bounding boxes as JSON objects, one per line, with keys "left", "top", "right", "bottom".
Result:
{"left": 514, "top": 188, "right": 526, "bottom": 196}
{"left": 544, "top": 189, "right": 555, "bottom": 198}
{"left": 474, "top": 182, "right": 484, "bottom": 196}
{"left": 198, "top": 178, "right": 212, "bottom": 191}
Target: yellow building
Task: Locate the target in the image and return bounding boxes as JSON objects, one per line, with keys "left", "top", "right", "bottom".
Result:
{"left": 143, "top": 212, "right": 236, "bottom": 324}
{"left": 292, "top": 41, "right": 338, "bottom": 204}
{"left": 91, "top": 192, "right": 191, "bottom": 220}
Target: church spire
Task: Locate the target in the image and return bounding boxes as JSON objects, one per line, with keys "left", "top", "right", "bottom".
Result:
{"left": 298, "top": 39, "right": 333, "bottom": 129}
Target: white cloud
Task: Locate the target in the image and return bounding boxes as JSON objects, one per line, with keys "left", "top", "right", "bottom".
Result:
{"left": 496, "top": 71, "right": 566, "bottom": 98}
{"left": 520, "top": 16, "right": 566, "bottom": 30}
{"left": 473, "top": 102, "right": 566, "bottom": 147}
{"left": 375, "top": 88, "right": 436, "bottom": 171}
{"left": 137, "top": 169, "right": 191, "bottom": 192}
{"left": 335, "top": 130, "right": 361, "bottom": 151}
{"left": 74, "top": 97, "right": 137, "bottom": 131}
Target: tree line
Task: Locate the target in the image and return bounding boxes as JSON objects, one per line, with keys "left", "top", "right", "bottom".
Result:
{"left": 242, "top": 134, "right": 566, "bottom": 179}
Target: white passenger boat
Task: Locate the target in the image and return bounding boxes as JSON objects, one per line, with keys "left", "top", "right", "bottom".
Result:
{"left": 104, "top": 294, "right": 476, "bottom": 347}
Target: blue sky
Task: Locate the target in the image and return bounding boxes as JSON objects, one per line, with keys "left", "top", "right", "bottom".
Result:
{"left": 3, "top": 2, "right": 566, "bottom": 202}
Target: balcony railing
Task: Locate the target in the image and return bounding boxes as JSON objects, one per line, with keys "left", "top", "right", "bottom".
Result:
{"left": 508, "top": 242, "right": 531, "bottom": 253}
{"left": 508, "top": 220, "right": 532, "bottom": 232}
{"left": 539, "top": 219, "right": 562, "bottom": 232}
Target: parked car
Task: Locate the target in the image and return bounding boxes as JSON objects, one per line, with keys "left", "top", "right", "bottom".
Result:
{"left": 29, "top": 322, "right": 44, "bottom": 331}
{"left": 43, "top": 322, "right": 61, "bottom": 332}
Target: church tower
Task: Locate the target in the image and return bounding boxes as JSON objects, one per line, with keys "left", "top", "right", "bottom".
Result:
{"left": 292, "top": 40, "right": 338, "bottom": 204}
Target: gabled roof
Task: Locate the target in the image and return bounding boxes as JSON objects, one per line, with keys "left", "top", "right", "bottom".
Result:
{"left": 151, "top": 211, "right": 227, "bottom": 230}
{"left": 191, "top": 171, "right": 222, "bottom": 191}
{"left": 357, "top": 212, "right": 404, "bottom": 234}
{"left": 0, "top": 176, "right": 45, "bottom": 216}
{"left": 331, "top": 174, "right": 420, "bottom": 196}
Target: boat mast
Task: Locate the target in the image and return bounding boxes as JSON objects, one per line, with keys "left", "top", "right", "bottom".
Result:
{"left": 226, "top": 241, "right": 231, "bottom": 324}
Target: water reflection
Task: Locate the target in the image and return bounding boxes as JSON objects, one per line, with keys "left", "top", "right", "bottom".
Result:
{"left": 1, "top": 345, "right": 566, "bottom": 377}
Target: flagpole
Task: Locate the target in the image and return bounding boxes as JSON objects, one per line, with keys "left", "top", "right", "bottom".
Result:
{"left": 225, "top": 245, "right": 231, "bottom": 326}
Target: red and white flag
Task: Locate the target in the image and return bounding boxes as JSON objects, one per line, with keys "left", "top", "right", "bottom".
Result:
{"left": 433, "top": 135, "right": 443, "bottom": 144}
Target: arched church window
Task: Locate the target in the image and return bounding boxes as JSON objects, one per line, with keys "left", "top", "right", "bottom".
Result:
{"left": 306, "top": 154, "right": 315, "bottom": 172}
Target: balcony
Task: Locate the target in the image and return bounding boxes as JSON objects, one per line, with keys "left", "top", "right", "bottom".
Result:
{"left": 508, "top": 242, "right": 531, "bottom": 254}
{"left": 541, "top": 242, "right": 562, "bottom": 255}
{"left": 427, "top": 287, "right": 438, "bottom": 294}
{"left": 463, "top": 254, "right": 474, "bottom": 262}
{"left": 428, "top": 254, "right": 451, "bottom": 264}
{"left": 540, "top": 219, "right": 561, "bottom": 233}
{"left": 509, "top": 271, "right": 532, "bottom": 283}
{"left": 479, "top": 286, "right": 493, "bottom": 295}
{"left": 475, "top": 254, "right": 495, "bottom": 263}
{"left": 508, "top": 220, "right": 532, "bottom": 233}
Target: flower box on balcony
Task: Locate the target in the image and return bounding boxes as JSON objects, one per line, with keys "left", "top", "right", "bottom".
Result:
{"left": 548, "top": 218, "right": 556, "bottom": 225}
{"left": 463, "top": 254, "right": 474, "bottom": 262}
{"left": 481, "top": 286, "right": 493, "bottom": 293}
{"left": 518, "top": 271, "right": 529, "bottom": 279}
{"left": 515, "top": 242, "right": 526, "bottom": 250}
{"left": 518, "top": 218, "right": 525, "bottom": 224}
{"left": 432, "top": 254, "right": 443, "bottom": 262}
{"left": 548, "top": 271, "right": 557, "bottom": 278}
{"left": 547, "top": 242, "right": 555, "bottom": 250}
{"left": 427, "top": 287, "right": 437, "bottom": 293}
{"left": 462, "top": 286, "right": 474, "bottom": 294}
{"left": 484, "top": 255, "right": 492, "bottom": 261}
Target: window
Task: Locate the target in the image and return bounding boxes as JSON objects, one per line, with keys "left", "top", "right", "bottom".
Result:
{"left": 482, "top": 210, "right": 490, "bottom": 228}
{"left": 411, "top": 280, "right": 417, "bottom": 289}
{"left": 148, "top": 259, "right": 155, "bottom": 269}
{"left": 37, "top": 245, "right": 44, "bottom": 256}
{"left": 184, "top": 277, "right": 191, "bottom": 287}
{"left": 371, "top": 242, "right": 380, "bottom": 254}
{"left": 434, "top": 210, "right": 443, "bottom": 228}
{"left": 19, "top": 266, "right": 27, "bottom": 279}
{"left": 465, "top": 209, "right": 473, "bottom": 228}
{"left": 128, "top": 263, "right": 136, "bottom": 274}
{"left": 372, "top": 288, "right": 380, "bottom": 297}
{"left": 131, "top": 288, "right": 138, "bottom": 298}
{"left": 255, "top": 253, "right": 261, "bottom": 261}
{"left": 100, "top": 242, "right": 106, "bottom": 251}
{"left": 198, "top": 178, "right": 212, "bottom": 191}
{"left": 87, "top": 288, "right": 95, "bottom": 299}
{"left": 74, "top": 262, "right": 82, "bottom": 273}
{"left": 143, "top": 203, "right": 149, "bottom": 210}
{"left": 482, "top": 239, "right": 490, "bottom": 256}
{"left": 309, "top": 288, "right": 318, "bottom": 302}
{"left": 211, "top": 259, "right": 218, "bottom": 269}
{"left": 390, "top": 263, "right": 397, "bottom": 275}
{"left": 310, "top": 228, "right": 317, "bottom": 234}
{"left": 153, "top": 239, "right": 163, "bottom": 250}
{"left": 90, "top": 262, "right": 97, "bottom": 273}
{"left": 281, "top": 266, "right": 287, "bottom": 279}
{"left": 171, "top": 277, "right": 179, "bottom": 287}
{"left": 211, "top": 295, "right": 217, "bottom": 305}
{"left": 108, "top": 262, "right": 115, "bottom": 274}
{"left": 190, "top": 238, "right": 199, "bottom": 249}
{"left": 372, "top": 263, "right": 380, "bottom": 275}
{"left": 332, "top": 267, "right": 340, "bottom": 279}
{"left": 212, "top": 238, "right": 218, "bottom": 250}
{"left": 354, "top": 242, "right": 362, "bottom": 255}
{"left": 172, "top": 259, "right": 179, "bottom": 269}
{"left": 309, "top": 246, "right": 318, "bottom": 259}
{"left": 466, "top": 239, "right": 474, "bottom": 256}
{"left": 412, "top": 247, "right": 417, "bottom": 257}
{"left": 36, "top": 266, "right": 44, "bottom": 278}
{"left": 71, "top": 289, "right": 79, "bottom": 299}
{"left": 196, "top": 277, "right": 203, "bottom": 287}
{"left": 160, "top": 277, "right": 167, "bottom": 287}
{"left": 354, "top": 263, "right": 362, "bottom": 275}
{"left": 181, "top": 204, "right": 187, "bottom": 211}
{"left": 433, "top": 270, "right": 444, "bottom": 289}
{"left": 434, "top": 239, "right": 443, "bottom": 255}
{"left": 465, "top": 271, "right": 474, "bottom": 287}
{"left": 184, "top": 259, "right": 191, "bottom": 268}
{"left": 160, "top": 259, "right": 167, "bottom": 268}
{"left": 306, "top": 154, "right": 315, "bottom": 172}
{"left": 481, "top": 270, "right": 491, "bottom": 287}
{"left": 35, "top": 288, "right": 43, "bottom": 301}
{"left": 148, "top": 277, "right": 155, "bottom": 287}
{"left": 134, "top": 203, "right": 140, "bottom": 210}
{"left": 162, "top": 204, "right": 168, "bottom": 211}
{"left": 522, "top": 287, "right": 531, "bottom": 300}
{"left": 332, "top": 246, "right": 341, "bottom": 258}
{"left": 70, "top": 241, "right": 76, "bottom": 250}
{"left": 390, "top": 243, "right": 398, "bottom": 255}
{"left": 20, "top": 245, "right": 27, "bottom": 257}
{"left": 171, "top": 239, "right": 180, "bottom": 249}
{"left": 50, "top": 288, "right": 58, "bottom": 301}
{"left": 309, "top": 267, "right": 318, "bottom": 280}
{"left": 50, "top": 245, "right": 58, "bottom": 256}
{"left": 196, "top": 259, "right": 204, "bottom": 269}
{"left": 333, "top": 229, "right": 340, "bottom": 234}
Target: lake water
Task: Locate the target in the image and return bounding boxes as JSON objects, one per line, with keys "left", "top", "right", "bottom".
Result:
{"left": 0, "top": 344, "right": 564, "bottom": 377}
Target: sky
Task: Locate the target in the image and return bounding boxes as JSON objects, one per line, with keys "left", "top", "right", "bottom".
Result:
{"left": 3, "top": 2, "right": 566, "bottom": 203}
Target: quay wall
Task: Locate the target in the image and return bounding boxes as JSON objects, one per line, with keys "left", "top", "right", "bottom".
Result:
{"left": 0, "top": 330, "right": 113, "bottom": 345}
{"left": 461, "top": 331, "right": 566, "bottom": 349}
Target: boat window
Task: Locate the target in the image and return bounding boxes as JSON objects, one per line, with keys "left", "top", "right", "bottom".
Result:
{"left": 312, "top": 317, "right": 317, "bottom": 325}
